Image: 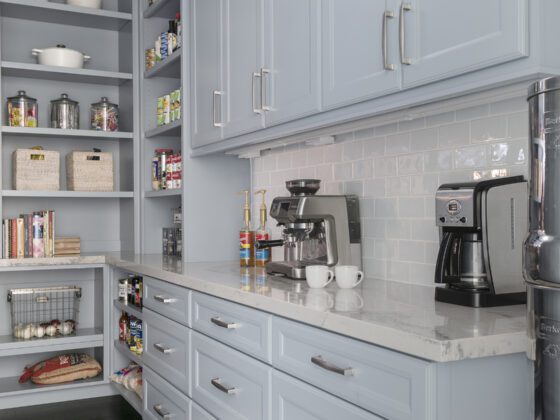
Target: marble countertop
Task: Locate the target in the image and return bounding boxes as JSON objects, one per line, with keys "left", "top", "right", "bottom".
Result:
{"left": 0, "top": 253, "right": 527, "bottom": 362}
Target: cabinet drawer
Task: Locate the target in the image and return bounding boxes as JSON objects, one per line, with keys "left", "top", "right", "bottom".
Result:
{"left": 144, "top": 307, "right": 191, "bottom": 395}
{"left": 273, "top": 370, "right": 381, "bottom": 420}
{"left": 192, "top": 331, "right": 272, "bottom": 420}
{"left": 191, "top": 292, "right": 272, "bottom": 362}
{"left": 143, "top": 366, "right": 191, "bottom": 420}
{"left": 272, "top": 317, "right": 435, "bottom": 420}
{"left": 192, "top": 402, "right": 216, "bottom": 420}
{"left": 144, "top": 276, "right": 191, "bottom": 326}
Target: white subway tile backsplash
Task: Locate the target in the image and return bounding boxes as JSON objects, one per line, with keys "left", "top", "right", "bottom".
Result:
{"left": 252, "top": 95, "right": 529, "bottom": 286}
{"left": 471, "top": 116, "right": 507, "bottom": 142}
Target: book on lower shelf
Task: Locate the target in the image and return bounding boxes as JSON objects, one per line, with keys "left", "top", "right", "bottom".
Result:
{"left": 2, "top": 210, "right": 55, "bottom": 259}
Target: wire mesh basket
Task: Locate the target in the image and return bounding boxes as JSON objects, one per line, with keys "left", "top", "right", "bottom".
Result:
{"left": 7, "top": 286, "right": 81, "bottom": 340}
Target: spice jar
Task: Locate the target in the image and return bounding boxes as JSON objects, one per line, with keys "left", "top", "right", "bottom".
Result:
{"left": 50, "top": 93, "right": 79, "bottom": 129}
{"left": 7, "top": 90, "right": 38, "bottom": 128}
{"left": 90, "top": 97, "right": 118, "bottom": 132}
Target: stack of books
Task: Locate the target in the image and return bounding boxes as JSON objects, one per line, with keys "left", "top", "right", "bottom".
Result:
{"left": 2, "top": 210, "right": 55, "bottom": 259}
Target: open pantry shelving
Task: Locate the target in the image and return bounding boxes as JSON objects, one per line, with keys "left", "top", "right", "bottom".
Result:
{"left": 0, "top": 0, "right": 140, "bottom": 256}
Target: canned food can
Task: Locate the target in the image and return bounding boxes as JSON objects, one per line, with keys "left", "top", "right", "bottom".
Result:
{"left": 145, "top": 48, "right": 156, "bottom": 71}
{"left": 118, "top": 278, "right": 128, "bottom": 303}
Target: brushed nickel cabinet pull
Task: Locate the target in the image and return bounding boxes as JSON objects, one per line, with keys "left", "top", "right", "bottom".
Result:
{"left": 213, "top": 90, "right": 225, "bottom": 127}
{"left": 153, "top": 343, "right": 174, "bottom": 354}
{"left": 153, "top": 404, "right": 172, "bottom": 419}
{"left": 211, "top": 316, "right": 240, "bottom": 329}
{"left": 211, "top": 377, "right": 239, "bottom": 395}
{"left": 383, "top": 10, "right": 395, "bottom": 70}
{"left": 311, "top": 355, "right": 355, "bottom": 376}
{"left": 399, "top": 3, "right": 413, "bottom": 65}
{"left": 154, "top": 294, "right": 175, "bottom": 304}
{"left": 260, "top": 68, "right": 271, "bottom": 111}
{"left": 252, "top": 71, "right": 262, "bottom": 114}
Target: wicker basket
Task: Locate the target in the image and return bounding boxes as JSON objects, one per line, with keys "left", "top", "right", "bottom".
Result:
{"left": 66, "top": 151, "right": 114, "bottom": 192}
{"left": 13, "top": 149, "right": 60, "bottom": 191}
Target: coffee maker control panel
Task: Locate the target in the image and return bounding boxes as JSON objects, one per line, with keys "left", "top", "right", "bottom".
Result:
{"left": 435, "top": 188, "right": 475, "bottom": 228}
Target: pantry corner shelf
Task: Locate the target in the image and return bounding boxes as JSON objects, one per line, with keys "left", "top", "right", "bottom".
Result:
{"left": 0, "top": 375, "right": 107, "bottom": 398}
{"left": 114, "top": 339, "right": 143, "bottom": 366}
{"left": 1, "top": 126, "right": 134, "bottom": 140}
{"left": 143, "top": 0, "right": 180, "bottom": 19}
{"left": 113, "top": 299, "right": 143, "bottom": 320}
{"left": 0, "top": 0, "right": 133, "bottom": 31}
{"left": 2, "top": 191, "right": 134, "bottom": 199}
{"left": 144, "top": 49, "right": 181, "bottom": 79}
{"left": 145, "top": 119, "right": 182, "bottom": 138}
{"left": 0, "top": 327, "right": 103, "bottom": 358}
{"left": 112, "top": 381, "right": 142, "bottom": 415}
{"left": 0, "top": 61, "right": 133, "bottom": 86}
{"left": 144, "top": 189, "right": 182, "bottom": 198}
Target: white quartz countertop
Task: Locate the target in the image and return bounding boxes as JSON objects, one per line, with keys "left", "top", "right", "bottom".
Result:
{"left": 0, "top": 253, "right": 527, "bottom": 362}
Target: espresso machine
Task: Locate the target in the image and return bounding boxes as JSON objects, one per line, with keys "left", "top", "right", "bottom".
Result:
{"left": 256, "top": 179, "right": 361, "bottom": 280}
{"left": 434, "top": 176, "right": 527, "bottom": 307}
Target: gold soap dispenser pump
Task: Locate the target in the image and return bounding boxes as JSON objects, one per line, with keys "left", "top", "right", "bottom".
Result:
{"left": 254, "top": 189, "right": 271, "bottom": 266}
{"left": 238, "top": 190, "right": 254, "bottom": 267}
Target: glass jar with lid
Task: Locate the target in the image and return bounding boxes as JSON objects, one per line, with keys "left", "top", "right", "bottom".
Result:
{"left": 50, "top": 93, "right": 79, "bottom": 129}
{"left": 90, "top": 97, "right": 119, "bottom": 132}
{"left": 7, "top": 90, "right": 38, "bottom": 128}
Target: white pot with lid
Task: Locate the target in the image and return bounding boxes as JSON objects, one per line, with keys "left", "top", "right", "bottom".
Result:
{"left": 31, "top": 45, "right": 91, "bottom": 69}
{"left": 66, "top": 0, "right": 102, "bottom": 9}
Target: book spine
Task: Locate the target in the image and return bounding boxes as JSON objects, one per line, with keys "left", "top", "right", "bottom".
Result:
{"left": 43, "top": 211, "right": 49, "bottom": 258}
{"left": 23, "top": 216, "right": 28, "bottom": 258}
{"left": 50, "top": 210, "right": 54, "bottom": 257}
{"left": 2, "top": 220, "right": 6, "bottom": 259}
{"left": 16, "top": 218, "right": 24, "bottom": 259}
{"left": 27, "top": 214, "right": 33, "bottom": 258}
{"left": 11, "top": 219, "right": 16, "bottom": 259}
{"left": 32, "top": 213, "right": 44, "bottom": 258}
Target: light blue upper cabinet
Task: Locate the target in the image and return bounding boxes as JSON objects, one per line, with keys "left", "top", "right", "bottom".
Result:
{"left": 263, "top": 0, "right": 322, "bottom": 126}
{"left": 222, "top": 0, "right": 266, "bottom": 138}
{"left": 191, "top": 0, "right": 224, "bottom": 148}
{"left": 322, "top": 0, "right": 401, "bottom": 110}
{"left": 401, "top": 0, "right": 528, "bottom": 88}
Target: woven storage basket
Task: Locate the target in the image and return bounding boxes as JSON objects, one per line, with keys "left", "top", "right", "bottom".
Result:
{"left": 13, "top": 149, "right": 60, "bottom": 190}
{"left": 66, "top": 151, "right": 114, "bottom": 192}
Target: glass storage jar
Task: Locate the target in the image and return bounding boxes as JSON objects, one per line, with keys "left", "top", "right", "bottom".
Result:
{"left": 50, "top": 93, "right": 79, "bottom": 129}
{"left": 90, "top": 97, "right": 118, "bottom": 132}
{"left": 7, "top": 90, "right": 38, "bottom": 128}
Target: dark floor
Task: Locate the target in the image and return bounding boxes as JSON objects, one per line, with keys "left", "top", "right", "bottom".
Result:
{"left": 0, "top": 396, "right": 141, "bottom": 420}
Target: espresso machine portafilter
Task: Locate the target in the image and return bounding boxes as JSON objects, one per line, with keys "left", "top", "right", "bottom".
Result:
{"left": 256, "top": 179, "right": 361, "bottom": 280}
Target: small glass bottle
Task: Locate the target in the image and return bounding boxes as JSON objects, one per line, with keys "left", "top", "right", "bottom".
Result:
{"left": 118, "top": 311, "right": 128, "bottom": 342}
{"left": 238, "top": 190, "right": 254, "bottom": 267}
{"left": 254, "top": 189, "right": 271, "bottom": 267}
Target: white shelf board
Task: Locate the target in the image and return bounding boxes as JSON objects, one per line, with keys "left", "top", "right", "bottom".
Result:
{"left": 145, "top": 119, "right": 182, "bottom": 138}
{"left": 2, "top": 190, "right": 134, "bottom": 198}
{"left": 113, "top": 299, "right": 143, "bottom": 320}
{"left": 0, "top": 375, "right": 107, "bottom": 397}
{"left": 0, "top": 328, "right": 103, "bottom": 357}
{"left": 112, "top": 382, "right": 142, "bottom": 415}
{"left": 143, "top": 0, "right": 180, "bottom": 19}
{"left": 145, "top": 120, "right": 182, "bottom": 138}
{"left": 144, "top": 50, "right": 181, "bottom": 79}
{"left": 1, "top": 61, "right": 132, "bottom": 86}
{"left": 1, "top": 126, "right": 133, "bottom": 140}
{"left": 114, "top": 339, "right": 143, "bottom": 366}
{"left": 144, "top": 189, "right": 182, "bottom": 198}
{"left": 0, "top": 0, "right": 132, "bottom": 31}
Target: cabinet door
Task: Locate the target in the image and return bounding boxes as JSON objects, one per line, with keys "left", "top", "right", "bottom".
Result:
{"left": 264, "top": 0, "right": 321, "bottom": 126}
{"left": 192, "top": 0, "right": 224, "bottom": 148}
{"left": 401, "top": 0, "right": 528, "bottom": 87}
{"left": 322, "top": 0, "right": 401, "bottom": 109}
{"left": 223, "top": 0, "right": 265, "bottom": 138}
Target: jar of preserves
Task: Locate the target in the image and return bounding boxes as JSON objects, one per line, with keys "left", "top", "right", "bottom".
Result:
{"left": 7, "top": 90, "right": 38, "bottom": 128}
{"left": 90, "top": 97, "right": 118, "bottom": 131}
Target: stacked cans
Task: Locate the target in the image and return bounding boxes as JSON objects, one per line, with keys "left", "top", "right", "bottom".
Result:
{"left": 152, "top": 148, "right": 182, "bottom": 191}
{"left": 157, "top": 88, "right": 181, "bottom": 126}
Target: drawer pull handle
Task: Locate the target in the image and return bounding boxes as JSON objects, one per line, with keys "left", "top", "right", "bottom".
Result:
{"left": 154, "top": 343, "right": 174, "bottom": 354}
{"left": 211, "top": 377, "right": 239, "bottom": 395}
{"left": 311, "top": 355, "right": 355, "bottom": 376}
{"left": 153, "top": 404, "right": 172, "bottom": 419}
{"left": 211, "top": 317, "right": 240, "bottom": 329}
{"left": 154, "top": 295, "right": 176, "bottom": 304}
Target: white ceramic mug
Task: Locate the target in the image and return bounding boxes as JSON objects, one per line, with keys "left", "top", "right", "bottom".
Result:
{"left": 305, "top": 265, "right": 334, "bottom": 289}
{"left": 335, "top": 265, "right": 364, "bottom": 289}
{"left": 334, "top": 289, "right": 364, "bottom": 312}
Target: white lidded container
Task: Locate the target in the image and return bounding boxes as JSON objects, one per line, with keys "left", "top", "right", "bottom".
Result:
{"left": 66, "top": 0, "right": 102, "bottom": 8}
{"left": 31, "top": 44, "right": 90, "bottom": 69}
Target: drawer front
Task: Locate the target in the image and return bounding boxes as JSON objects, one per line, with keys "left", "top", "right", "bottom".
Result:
{"left": 192, "top": 331, "right": 272, "bottom": 420}
{"left": 144, "top": 276, "right": 191, "bottom": 326}
{"left": 273, "top": 370, "right": 382, "bottom": 420}
{"left": 192, "top": 402, "right": 216, "bottom": 420}
{"left": 272, "top": 317, "right": 435, "bottom": 420}
{"left": 144, "top": 307, "right": 191, "bottom": 395}
{"left": 143, "top": 366, "right": 191, "bottom": 420}
{"left": 191, "top": 291, "right": 272, "bottom": 362}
